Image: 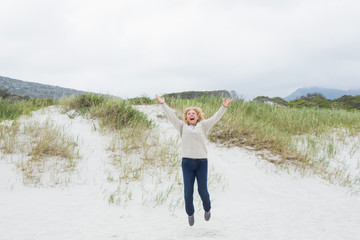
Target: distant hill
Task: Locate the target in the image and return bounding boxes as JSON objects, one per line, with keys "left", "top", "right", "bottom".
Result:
{"left": 284, "top": 87, "right": 360, "bottom": 101}
{"left": 0, "top": 75, "right": 87, "bottom": 99}
{"left": 163, "top": 90, "right": 237, "bottom": 99}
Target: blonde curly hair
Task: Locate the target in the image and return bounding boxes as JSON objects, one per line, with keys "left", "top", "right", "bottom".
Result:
{"left": 183, "top": 107, "right": 205, "bottom": 124}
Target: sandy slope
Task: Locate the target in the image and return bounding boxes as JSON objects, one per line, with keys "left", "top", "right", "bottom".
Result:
{"left": 0, "top": 105, "right": 360, "bottom": 240}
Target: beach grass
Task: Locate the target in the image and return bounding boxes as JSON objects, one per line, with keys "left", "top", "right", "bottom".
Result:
{"left": 164, "top": 96, "right": 360, "bottom": 187}
{"left": 106, "top": 128, "right": 184, "bottom": 208}
{"left": 0, "top": 97, "right": 54, "bottom": 121}
{"left": 60, "top": 94, "right": 152, "bottom": 130}
{"left": 0, "top": 118, "right": 80, "bottom": 187}
{"left": 2, "top": 93, "right": 360, "bottom": 195}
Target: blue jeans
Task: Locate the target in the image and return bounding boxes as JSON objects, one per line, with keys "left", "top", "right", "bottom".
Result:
{"left": 181, "top": 158, "right": 211, "bottom": 216}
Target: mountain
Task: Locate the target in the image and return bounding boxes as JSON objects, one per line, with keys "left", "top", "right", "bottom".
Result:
{"left": 284, "top": 87, "right": 360, "bottom": 101}
{"left": 0, "top": 75, "right": 87, "bottom": 99}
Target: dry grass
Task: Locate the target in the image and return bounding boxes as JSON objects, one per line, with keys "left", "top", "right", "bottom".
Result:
{"left": 0, "top": 118, "right": 80, "bottom": 187}
{"left": 165, "top": 97, "right": 360, "bottom": 188}
{"left": 105, "top": 127, "right": 183, "bottom": 208}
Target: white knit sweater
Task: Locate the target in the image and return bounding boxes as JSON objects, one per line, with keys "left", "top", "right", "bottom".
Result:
{"left": 160, "top": 102, "right": 227, "bottom": 159}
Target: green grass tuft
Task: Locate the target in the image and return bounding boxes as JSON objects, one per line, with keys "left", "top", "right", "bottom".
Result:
{"left": 61, "top": 94, "right": 152, "bottom": 130}
{"left": 0, "top": 97, "right": 54, "bottom": 121}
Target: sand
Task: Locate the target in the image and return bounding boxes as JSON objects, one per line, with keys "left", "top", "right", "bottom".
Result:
{"left": 1, "top": 105, "right": 359, "bottom": 240}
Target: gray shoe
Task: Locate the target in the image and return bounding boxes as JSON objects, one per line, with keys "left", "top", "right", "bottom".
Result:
{"left": 188, "top": 215, "right": 195, "bottom": 226}
{"left": 204, "top": 211, "right": 211, "bottom": 221}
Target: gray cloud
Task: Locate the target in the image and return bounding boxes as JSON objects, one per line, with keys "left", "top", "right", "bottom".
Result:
{"left": 1, "top": 0, "right": 359, "bottom": 99}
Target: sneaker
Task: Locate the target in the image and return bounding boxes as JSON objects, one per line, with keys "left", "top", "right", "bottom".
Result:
{"left": 204, "top": 211, "right": 211, "bottom": 221}
{"left": 188, "top": 215, "right": 195, "bottom": 226}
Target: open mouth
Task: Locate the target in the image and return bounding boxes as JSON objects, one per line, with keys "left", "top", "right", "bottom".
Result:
{"left": 190, "top": 118, "right": 195, "bottom": 121}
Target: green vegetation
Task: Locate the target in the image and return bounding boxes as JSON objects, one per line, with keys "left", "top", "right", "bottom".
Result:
{"left": 0, "top": 119, "right": 79, "bottom": 187}
{"left": 0, "top": 93, "right": 76, "bottom": 187}
{"left": 0, "top": 97, "right": 54, "bottom": 121}
{"left": 165, "top": 96, "right": 360, "bottom": 186}
{"left": 128, "top": 95, "right": 154, "bottom": 105}
{"left": 164, "top": 90, "right": 231, "bottom": 99}
{"left": 286, "top": 94, "right": 332, "bottom": 109}
{"left": 60, "top": 93, "right": 152, "bottom": 130}
{"left": 1, "top": 91, "right": 360, "bottom": 191}
{"left": 255, "top": 93, "right": 360, "bottom": 110}
{"left": 332, "top": 95, "right": 360, "bottom": 110}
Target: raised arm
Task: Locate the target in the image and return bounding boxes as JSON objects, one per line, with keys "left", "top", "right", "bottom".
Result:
{"left": 223, "top": 98, "right": 233, "bottom": 108}
{"left": 156, "top": 94, "right": 165, "bottom": 104}
{"left": 156, "top": 94, "right": 183, "bottom": 133}
{"left": 202, "top": 98, "right": 233, "bottom": 132}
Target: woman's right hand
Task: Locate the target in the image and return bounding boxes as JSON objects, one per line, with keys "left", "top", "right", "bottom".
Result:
{"left": 155, "top": 94, "right": 165, "bottom": 104}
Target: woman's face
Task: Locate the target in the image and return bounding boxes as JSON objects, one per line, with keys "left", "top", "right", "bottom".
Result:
{"left": 187, "top": 110, "right": 199, "bottom": 125}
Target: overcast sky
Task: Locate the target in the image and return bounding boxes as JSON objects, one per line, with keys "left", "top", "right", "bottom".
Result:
{"left": 1, "top": 0, "right": 359, "bottom": 99}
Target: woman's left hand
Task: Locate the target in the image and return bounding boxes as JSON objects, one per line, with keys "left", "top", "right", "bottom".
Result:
{"left": 223, "top": 98, "right": 233, "bottom": 108}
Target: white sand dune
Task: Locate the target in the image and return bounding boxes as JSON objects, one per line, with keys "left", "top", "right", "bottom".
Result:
{"left": 1, "top": 105, "right": 360, "bottom": 240}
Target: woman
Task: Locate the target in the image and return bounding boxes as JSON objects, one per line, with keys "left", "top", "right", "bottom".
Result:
{"left": 155, "top": 94, "right": 233, "bottom": 226}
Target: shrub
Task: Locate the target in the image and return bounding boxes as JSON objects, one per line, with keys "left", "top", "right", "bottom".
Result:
{"left": 61, "top": 94, "right": 153, "bottom": 130}
{"left": 61, "top": 93, "right": 106, "bottom": 114}
{"left": 128, "top": 95, "right": 154, "bottom": 105}
{"left": 0, "top": 97, "right": 54, "bottom": 121}
{"left": 332, "top": 95, "right": 360, "bottom": 110}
